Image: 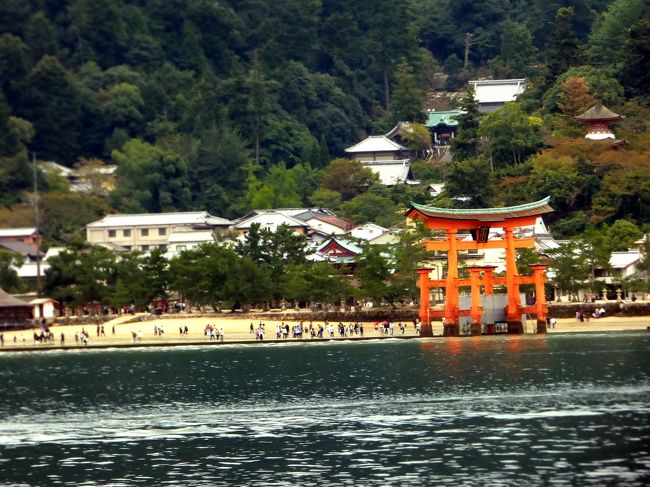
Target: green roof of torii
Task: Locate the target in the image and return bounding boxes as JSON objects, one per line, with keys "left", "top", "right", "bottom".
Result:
{"left": 406, "top": 196, "right": 554, "bottom": 222}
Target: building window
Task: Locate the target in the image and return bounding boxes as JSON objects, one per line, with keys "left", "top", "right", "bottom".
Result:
{"left": 141, "top": 245, "right": 149, "bottom": 251}
{"left": 176, "top": 245, "right": 186, "bottom": 251}
{"left": 158, "top": 244, "right": 166, "bottom": 250}
{"left": 108, "top": 230, "right": 116, "bottom": 238}
{"left": 124, "top": 246, "right": 132, "bottom": 251}
{"left": 123, "top": 229, "right": 131, "bottom": 237}
{"left": 158, "top": 228, "right": 166, "bottom": 236}
{"left": 141, "top": 228, "right": 149, "bottom": 236}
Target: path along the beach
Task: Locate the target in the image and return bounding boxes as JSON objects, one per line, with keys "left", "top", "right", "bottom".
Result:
{"left": 0, "top": 315, "right": 648, "bottom": 351}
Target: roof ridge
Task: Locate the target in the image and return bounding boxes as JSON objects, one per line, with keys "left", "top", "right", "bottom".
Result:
{"left": 410, "top": 196, "right": 551, "bottom": 215}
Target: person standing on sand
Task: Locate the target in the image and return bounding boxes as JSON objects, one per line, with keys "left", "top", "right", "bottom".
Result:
{"left": 250, "top": 323, "right": 254, "bottom": 334}
{"left": 0, "top": 333, "right": 3, "bottom": 346}
{"left": 60, "top": 333, "right": 65, "bottom": 345}
{"left": 112, "top": 324, "right": 115, "bottom": 335}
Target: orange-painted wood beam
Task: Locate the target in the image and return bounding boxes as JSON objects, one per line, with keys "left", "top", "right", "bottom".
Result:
{"left": 425, "top": 237, "right": 537, "bottom": 251}
{"left": 416, "top": 215, "right": 540, "bottom": 231}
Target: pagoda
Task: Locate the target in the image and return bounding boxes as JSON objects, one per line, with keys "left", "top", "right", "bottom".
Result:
{"left": 575, "top": 102, "right": 623, "bottom": 140}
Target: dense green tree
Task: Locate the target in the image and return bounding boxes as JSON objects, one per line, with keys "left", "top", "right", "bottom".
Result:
{"left": 618, "top": 18, "right": 650, "bottom": 98}
{"left": 43, "top": 246, "right": 118, "bottom": 306}
{"left": 496, "top": 19, "right": 537, "bottom": 77}
{"left": 235, "top": 223, "right": 308, "bottom": 273}
{"left": 0, "top": 33, "right": 29, "bottom": 101}
{"left": 20, "top": 55, "right": 81, "bottom": 164}
{"left": 110, "top": 139, "right": 191, "bottom": 213}
{"left": 588, "top": 0, "right": 646, "bottom": 67}
{"left": 0, "top": 93, "right": 34, "bottom": 205}
{"left": 355, "top": 245, "right": 393, "bottom": 305}
{"left": 451, "top": 86, "right": 481, "bottom": 161}
{"left": 543, "top": 65, "right": 624, "bottom": 112}
{"left": 340, "top": 192, "right": 398, "bottom": 227}
{"left": 400, "top": 123, "right": 432, "bottom": 152}
{"left": 67, "top": 0, "right": 127, "bottom": 67}
{"left": 478, "top": 103, "right": 543, "bottom": 166}
{"left": 367, "top": 0, "right": 418, "bottom": 110}
{"left": 320, "top": 158, "right": 378, "bottom": 201}
{"left": 99, "top": 82, "right": 144, "bottom": 133}
{"left": 25, "top": 11, "right": 58, "bottom": 63}
{"left": 545, "top": 7, "right": 584, "bottom": 78}
{"left": 547, "top": 240, "right": 591, "bottom": 301}
{"left": 391, "top": 60, "right": 425, "bottom": 123}
{"left": 0, "top": 249, "right": 25, "bottom": 293}
{"left": 444, "top": 155, "right": 494, "bottom": 207}
{"left": 190, "top": 124, "right": 249, "bottom": 217}
{"left": 607, "top": 220, "right": 643, "bottom": 251}
{"left": 309, "top": 188, "right": 342, "bottom": 210}
{"left": 527, "top": 154, "right": 582, "bottom": 213}
{"left": 246, "top": 163, "right": 302, "bottom": 209}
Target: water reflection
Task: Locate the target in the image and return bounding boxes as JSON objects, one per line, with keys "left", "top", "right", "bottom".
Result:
{"left": 0, "top": 333, "right": 648, "bottom": 485}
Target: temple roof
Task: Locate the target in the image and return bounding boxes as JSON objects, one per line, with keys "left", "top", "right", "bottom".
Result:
{"left": 345, "top": 135, "right": 407, "bottom": 153}
{"left": 0, "top": 287, "right": 30, "bottom": 308}
{"left": 425, "top": 110, "right": 461, "bottom": 128}
{"left": 469, "top": 79, "right": 526, "bottom": 104}
{"left": 575, "top": 103, "right": 622, "bottom": 121}
{"left": 406, "top": 197, "right": 554, "bottom": 222}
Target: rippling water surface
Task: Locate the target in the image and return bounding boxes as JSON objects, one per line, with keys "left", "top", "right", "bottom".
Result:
{"left": 1, "top": 332, "right": 649, "bottom": 485}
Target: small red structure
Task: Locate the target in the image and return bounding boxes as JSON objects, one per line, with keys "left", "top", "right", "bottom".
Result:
{"left": 575, "top": 102, "right": 623, "bottom": 140}
{"left": 406, "top": 197, "right": 554, "bottom": 336}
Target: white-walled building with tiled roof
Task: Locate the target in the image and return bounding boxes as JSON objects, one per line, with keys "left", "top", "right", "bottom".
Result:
{"left": 469, "top": 79, "right": 526, "bottom": 113}
{"left": 86, "top": 212, "right": 231, "bottom": 252}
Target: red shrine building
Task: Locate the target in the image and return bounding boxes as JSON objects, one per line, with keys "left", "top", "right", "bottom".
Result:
{"left": 406, "top": 197, "right": 554, "bottom": 336}
{"left": 575, "top": 102, "right": 623, "bottom": 140}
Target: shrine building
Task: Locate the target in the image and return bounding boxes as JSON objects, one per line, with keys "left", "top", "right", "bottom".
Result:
{"left": 406, "top": 197, "right": 554, "bottom": 336}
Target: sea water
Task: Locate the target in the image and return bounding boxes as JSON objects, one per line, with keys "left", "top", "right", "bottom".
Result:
{"left": 0, "top": 332, "right": 649, "bottom": 485}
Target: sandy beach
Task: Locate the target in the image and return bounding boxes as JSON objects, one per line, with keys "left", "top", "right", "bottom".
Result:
{"left": 0, "top": 313, "right": 648, "bottom": 351}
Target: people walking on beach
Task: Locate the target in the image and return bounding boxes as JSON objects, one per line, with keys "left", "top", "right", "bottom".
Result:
{"left": 359, "top": 323, "right": 364, "bottom": 336}
{"left": 96, "top": 324, "right": 100, "bottom": 337}
{"left": 60, "top": 333, "right": 65, "bottom": 345}
{"left": 0, "top": 333, "right": 3, "bottom": 346}
{"left": 112, "top": 324, "right": 115, "bottom": 335}
{"left": 100, "top": 325, "right": 106, "bottom": 337}
{"left": 250, "top": 323, "right": 254, "bottom": 334}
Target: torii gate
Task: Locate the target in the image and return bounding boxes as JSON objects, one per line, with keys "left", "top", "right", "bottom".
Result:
{"left": 406, "top": 197, "right": 554, "bottom": 337}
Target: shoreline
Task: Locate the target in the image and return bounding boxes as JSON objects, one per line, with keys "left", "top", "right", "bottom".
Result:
{"left": 1, "top": 315, "right": 648, "bottom": 353}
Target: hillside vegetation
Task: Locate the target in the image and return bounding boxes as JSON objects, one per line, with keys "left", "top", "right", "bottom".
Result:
{"left": 1, "top": 0, "right": 649, "bottom": 244}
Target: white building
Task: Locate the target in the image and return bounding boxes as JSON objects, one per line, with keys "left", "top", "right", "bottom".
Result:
{"left": 345, "top": 135, "right": 418, "bottom": 186}
{"left": 164, "top": 229, "right": 219, "bottom": 259}
{"left": 86, "top": 212, "right": 231, "bottom": 252}
{"left": 469, "top": 79, "right": 526, "bottom": 113}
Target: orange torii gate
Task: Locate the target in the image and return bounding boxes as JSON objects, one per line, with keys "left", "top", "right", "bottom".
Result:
{"left": 406, "top": 197, "right": 554, "bottom": 337}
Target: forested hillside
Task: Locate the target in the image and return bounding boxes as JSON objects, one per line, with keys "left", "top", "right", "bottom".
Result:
{"left": 1, "top": 0, "right": 649, "bottom": 243}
